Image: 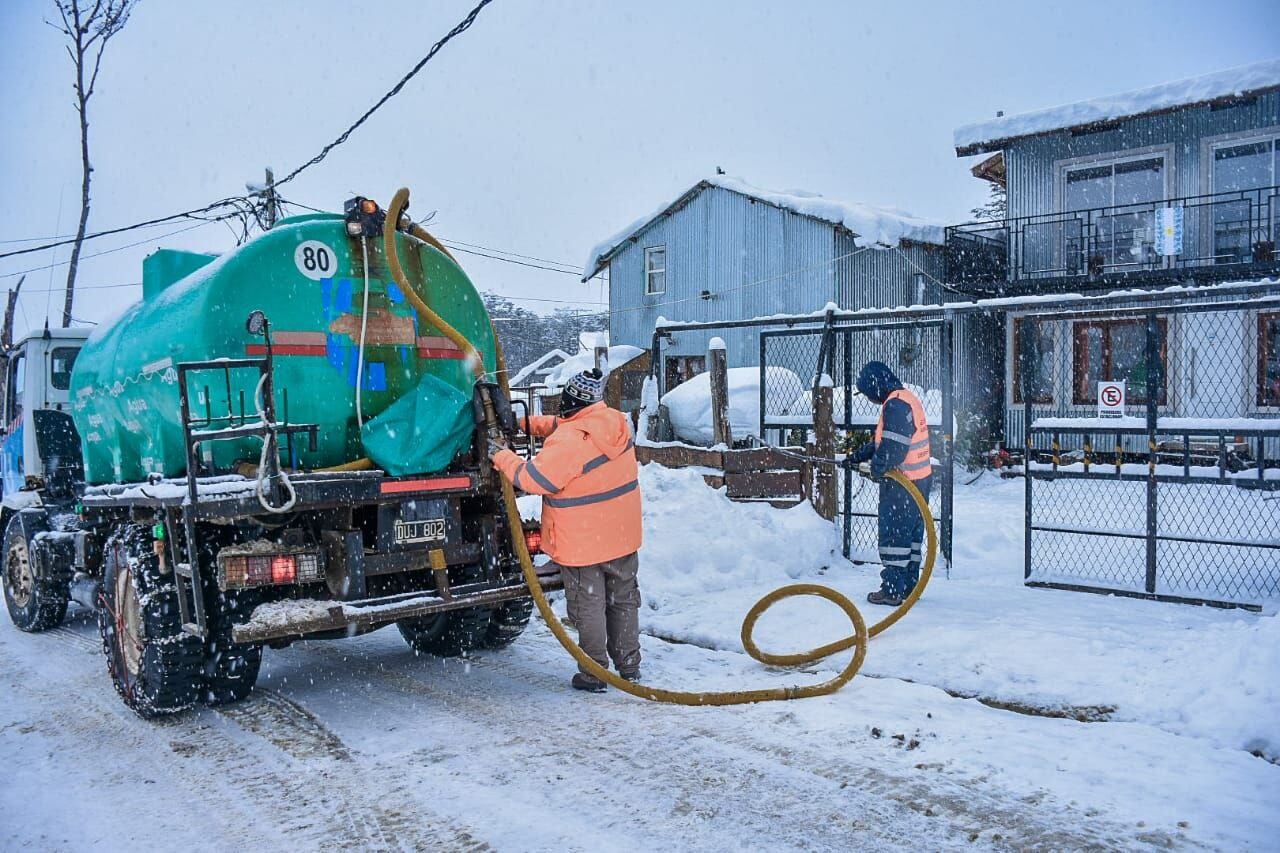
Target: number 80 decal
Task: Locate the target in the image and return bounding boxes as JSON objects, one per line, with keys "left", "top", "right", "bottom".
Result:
{"left": 294, "top": 240, "right": 336, "bottom": 281}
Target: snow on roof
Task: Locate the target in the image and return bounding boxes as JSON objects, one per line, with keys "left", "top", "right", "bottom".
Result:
{"left": 955, "top": 58, "right": 1280, "bottom": 155}
{"left": 509, "top": 348, "right": 572, "bottom": 387}
{"left": 581, "top": 175, "right": 945, "bottom": 280}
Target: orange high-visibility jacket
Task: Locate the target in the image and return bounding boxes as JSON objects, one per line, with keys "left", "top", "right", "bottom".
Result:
{"left": 874, "top": 388, "right": 931, "bottom": 480}
{"left": 492, "top": 401, "right": 641, "bottom": 567}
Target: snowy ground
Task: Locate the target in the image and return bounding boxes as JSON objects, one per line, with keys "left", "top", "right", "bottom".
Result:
{"left": 3, "top": 465, "right": 1278, "bottom": 851}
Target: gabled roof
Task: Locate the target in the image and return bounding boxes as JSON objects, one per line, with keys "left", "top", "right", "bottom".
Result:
{"left": 954, "top": 58, "right": 1280, "bottom": 156}
{"left": 581, "top": 175, "right": 945, "bottom": 281}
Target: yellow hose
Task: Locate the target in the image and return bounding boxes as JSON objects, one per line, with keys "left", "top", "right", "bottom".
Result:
{"left": 382, "top": 186, "right": 936, "bottom": 704}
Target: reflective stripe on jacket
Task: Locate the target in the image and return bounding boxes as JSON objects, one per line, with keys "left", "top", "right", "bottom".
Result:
{"left": 492, "top": 401, "right": 642, "bottom": 567}
{"left": 874, "top": 388, "right": 931, "bottom": 480}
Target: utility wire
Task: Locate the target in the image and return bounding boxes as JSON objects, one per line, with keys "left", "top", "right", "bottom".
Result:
{"left": 1, "top": 0, "right": 495, "bottom": 264}
{"left": 273, "top": 0, "right": 494, "bottom": 188}
{"left": 0, "top": 220, "right": 219, "bottom": 281}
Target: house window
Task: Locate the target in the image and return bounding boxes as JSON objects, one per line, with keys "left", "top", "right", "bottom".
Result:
{"left": 1063, "top": 155, "right": 1166, "bottom": 270}
{"left": 1211, "top": 136, "right": 1279, "bottom": 263}
{"left": 1012, "top": 318, "right": 1054, "bottom": 404}
{"left": 49, "top": 347, "right": 79, "bottom": 391}
{"left": 664, "top": 355, "right": 704, "bottom": 391}
{"left": 644, "top": 246, "right": 667, "bottom": 295}
{"left": 1071, "top": 319, "right": 1167, "bottom": 406}
{"left": 1260, "top": 313, "right": 1280, "bottom": 407}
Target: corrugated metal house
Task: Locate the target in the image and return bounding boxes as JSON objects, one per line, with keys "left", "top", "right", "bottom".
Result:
{"left": 583, "top": 175, "right": 952, "bottom": 387}
{"left": 947, "top": 59, "right": 1280, "bottom": 447}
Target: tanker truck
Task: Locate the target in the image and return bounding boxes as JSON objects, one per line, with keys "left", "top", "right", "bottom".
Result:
{"left": 0, "top": 195, "right": 555, "bottom": 717}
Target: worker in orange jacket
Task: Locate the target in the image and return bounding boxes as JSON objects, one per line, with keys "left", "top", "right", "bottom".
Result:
{"left": 489, "top": 368, "right": 642, "bottom": 693}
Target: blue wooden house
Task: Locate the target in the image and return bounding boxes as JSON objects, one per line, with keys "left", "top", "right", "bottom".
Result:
{"left": 583, "top": 175, "right": 949, "bottom": 389}
{"left": 948, "top": 59, "right": 1280, "bottom": 446}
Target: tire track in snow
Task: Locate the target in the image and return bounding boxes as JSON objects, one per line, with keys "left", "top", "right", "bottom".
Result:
{"left": 1, "top": 618, "right": 487, "bottom": 852}
{"left": 288, "top": 640, "right": 964, "bottom": 851}
{"left": 464, "top": 629, "right": 1178, "bottom": 851}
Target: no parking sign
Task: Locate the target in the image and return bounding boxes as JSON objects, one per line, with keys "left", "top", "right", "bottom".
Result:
{"left": 1097, "top": 381, "right": 1126, "bottom": 417}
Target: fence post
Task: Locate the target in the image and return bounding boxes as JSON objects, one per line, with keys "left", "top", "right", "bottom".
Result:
{"left": 1144, "top": 310, "right": 1160, "bottom": 595}
{"left": 709, "top": 337, "right": 732, "bottom": 447}
{"left": 940, "top": 313, "right": 954, "bottom": 573}
{"left": 1020, "top": 315, "right": 1034, "bottom": 581}
{"left": 594, "top": 344, "right": 609, "bottom": 373}
{"left": 813, "top": 380, "right": 836, "bottom": 521}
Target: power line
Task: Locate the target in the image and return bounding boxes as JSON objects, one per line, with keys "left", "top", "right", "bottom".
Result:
{"left": 273, "top": 0, "right": 494, "bottom": 188}
{"left": 0, "top": 220, "right": 218, "bottom": 281}
{"left": 444, "top": 243, "right": 584, "bottom": 276}
{"left": 437, "top": 236, "right": 582, "bottom": 270}
{"left": 1, "top": 0, "right": 494, "bottom": 265}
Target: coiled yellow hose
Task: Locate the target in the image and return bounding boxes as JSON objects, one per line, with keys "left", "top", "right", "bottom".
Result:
{"left": 384, "top": 186, "right": 936, "bottom": 704}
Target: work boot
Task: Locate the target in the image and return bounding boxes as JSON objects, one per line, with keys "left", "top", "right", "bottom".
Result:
{"left": 618, "top": 667, "right": 642, "bottom": 683}
{"left": 571, "top": 673, "right": 607, "bottom": 693}
{"left": 867, "top": 589, "right": 903, "bottom": 607}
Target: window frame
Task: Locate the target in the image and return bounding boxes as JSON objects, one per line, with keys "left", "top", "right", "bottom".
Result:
{"left": 1070, "top": 317, "right": 1168, "bottom": 407}
{"left": 48, "top": 346, "right": 80, "bottom": 392}
{"left": 1011, "top": 317, "right": 1055, "bottom": 405}
{"left": 1258, "top": 311, "right": 1280, "bottom": 409}
{"left": 644, "top": 245, "right": 667, "bottom": 296}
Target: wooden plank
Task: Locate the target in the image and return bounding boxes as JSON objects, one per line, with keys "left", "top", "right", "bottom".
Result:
{"left": 723, "top": 447, "right": 802, "bottom": 473}
{"left": 636, "top": 444, "right": 724, "bottom": 469}
{"left": 725, "top": 470, "right": 804, "bottom": 499}
{"left": 701, "top": 474, "right": 726, "bottom": 490}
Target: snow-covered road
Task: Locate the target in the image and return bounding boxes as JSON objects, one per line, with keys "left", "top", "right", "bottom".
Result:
{"left": 1, "top": 604, "right": 1273, "bottom": 851}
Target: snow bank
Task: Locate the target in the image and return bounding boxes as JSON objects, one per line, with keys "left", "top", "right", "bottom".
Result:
{"left": 955, "top": 58, "right": 1280, "bottom": 152}
{"left": 582, "top": 175, "right": 945, "bottom": 276}
{"left": 610, "top": 466, "right": 1280, "bottom": 758}
{"left": 661, "top": 366, "right": 803, "bottom": 444}
{"left": 540, "top": 345, "right": 644, "bottom": 389}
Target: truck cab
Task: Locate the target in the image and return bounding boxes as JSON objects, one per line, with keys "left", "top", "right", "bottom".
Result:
{"left": 1, "top": 326, "right": 91, "bottom": 503}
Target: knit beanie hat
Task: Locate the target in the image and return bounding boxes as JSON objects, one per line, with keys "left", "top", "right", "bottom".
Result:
{"left": 560, "top": 368, "right": 604, "bottom": 417}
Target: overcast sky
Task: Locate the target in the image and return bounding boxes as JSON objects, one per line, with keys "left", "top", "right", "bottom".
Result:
{"left": 1, "top": 0, "right": 1276, "bottom": 335}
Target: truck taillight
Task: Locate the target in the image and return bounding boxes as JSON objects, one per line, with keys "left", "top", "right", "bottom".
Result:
{"left": 219, "top": 549, "right": 324, "bottom": 589}
{"left": 523, "top": 529, "right": 542, "bottom": 554}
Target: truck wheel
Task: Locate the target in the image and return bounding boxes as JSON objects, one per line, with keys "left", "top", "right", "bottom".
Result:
{"left": 397, "top": 563, "right": 491, "bottom": 657}
{"left": 98, "top": 524, "right": 203, "bottom": 717}
{"left": 483, "top": 597, "right": 533, "bottom": 649}
{"left": 398, "top": 606, "right": 492, "bottom": 658}
{"left": 3, "top": 514, "right": 68, "bottom": 632}
{"left": 202, "top": 587, "right": 263, "bottom": 706}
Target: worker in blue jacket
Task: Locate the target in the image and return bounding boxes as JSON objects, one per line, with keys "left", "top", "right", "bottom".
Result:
{"left": 849, "top": 361, "right": 933, "bottom": 606}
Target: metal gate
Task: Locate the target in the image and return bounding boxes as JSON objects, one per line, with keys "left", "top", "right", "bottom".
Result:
{"left": 1016, "top": 295, "right": 1280, "bottom": 609}
{"left": 760, "top": 315, "right": 954, "bottom": 565}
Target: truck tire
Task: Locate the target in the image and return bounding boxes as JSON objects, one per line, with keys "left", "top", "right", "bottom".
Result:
{"left": 98, "top": 524, "right": 203, "bottom": 717}
{"left": 396, "top": 563, "right": 490, "bottom": 657}
{"left": 201, "top": 586, "right": 263, "bottom": 706}
{"left": 3, "top": 513, "right": 68, "bottom": 632}
{"left": 483, "top": 596, "right": 533, "bottom": 649}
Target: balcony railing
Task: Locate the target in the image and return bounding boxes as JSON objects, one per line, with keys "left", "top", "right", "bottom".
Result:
{"left": 945, "top": 185, "right": 1280, "bottom": 293}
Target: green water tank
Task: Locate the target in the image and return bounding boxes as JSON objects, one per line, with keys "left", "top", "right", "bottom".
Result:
{"left": 70, "top": 213, "right": 496, "bottom": 484}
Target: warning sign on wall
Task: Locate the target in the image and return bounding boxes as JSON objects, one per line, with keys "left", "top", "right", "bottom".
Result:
{"left": 1097, "top": 381, "right": 1126, "bottom": 417}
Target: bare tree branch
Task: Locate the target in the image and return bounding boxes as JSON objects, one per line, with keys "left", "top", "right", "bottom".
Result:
{"left": 53, "top": 0, "right": 139, "bottom": 328}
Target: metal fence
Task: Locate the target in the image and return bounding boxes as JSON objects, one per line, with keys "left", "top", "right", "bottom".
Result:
{"left": 651, "top": 311, "right": 955, "bottom": 566}
{"left": 1016, "top": 292, "right": 1280, "bottom": 609}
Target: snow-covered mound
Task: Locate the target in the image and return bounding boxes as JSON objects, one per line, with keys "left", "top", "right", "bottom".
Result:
{"left": 661, "top": 366, "right": 803, "bottom": 445}
{"left": 783, "top": 382, "right": 943, "bottom": 426}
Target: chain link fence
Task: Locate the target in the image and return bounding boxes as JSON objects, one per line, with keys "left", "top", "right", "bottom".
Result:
{"left": 1017, "top": 293, "right": 1280, "bottom": 608}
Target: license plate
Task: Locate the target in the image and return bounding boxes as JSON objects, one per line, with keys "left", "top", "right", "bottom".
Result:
{"left": 393, "top": 518, "right": 447, "bottom": 545}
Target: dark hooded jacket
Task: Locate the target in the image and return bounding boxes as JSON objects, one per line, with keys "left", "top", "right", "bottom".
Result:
{"left": 852, "top": 361, "right": 918, "bottom": 479}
